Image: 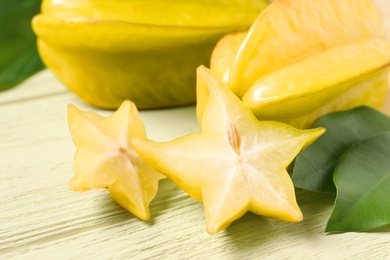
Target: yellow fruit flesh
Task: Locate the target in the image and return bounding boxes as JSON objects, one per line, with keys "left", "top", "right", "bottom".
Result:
{"left": 243, "top": 39, "right": 390, "bottom": 119}
{"left": 67, "top": 101, "right": 165, "bottom": 220}
{"left": 132, "top": 66, "right": 325, "bottom": 234}
{"left": 228, "top": 0, "right": 388, "bottom": 97}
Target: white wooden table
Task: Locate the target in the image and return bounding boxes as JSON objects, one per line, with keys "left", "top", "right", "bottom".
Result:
{"left": 1, "top": 1, "right": 390, "bottom": 259}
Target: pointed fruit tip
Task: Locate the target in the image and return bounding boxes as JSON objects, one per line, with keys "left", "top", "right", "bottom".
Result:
{"left": 69, "top": 176, "right": 88, "bottom": 192}
{"left": 312, "top": 126, "right": 326, "bottom": 140}
{"left": 196, "top": 64, "right": 208, "bottom": 74}
{"left": 67, "top": 103, "right": 79, "bottom": 116}
{"left": 291, "top": 209, "right": 303, "bottom": 223}
{"left": 196, "top": 65, "right": 221, "bottom": 90}
{"left": 108, "top": 187, "right": 152, "bottom": 221}
{"left": 67, "top": 104, "right": 87, "bottom": 128}
{"left": 308, "top": 126, "right": 326, "bottom": 139}
{"left": 299, "top": 126, "right": 326, "bottom": 150}
{"left": 206, "top": 217, "right": 234, "bottom": 235}
{"left": 67, "top": 103, "right": 76, "bottom": 109}
{"left": 119, "top": 99, "right": 137, "bottom": 111}
{"left": 124, "top": 202, "right": 151, "bottom": 221}
{"left": 136, "top": 210, "right": 151, "bottom": 221}
{"left": 206, "top": 224, "right": 222, "bottom": 235}
{"left": 277, "top": 206, "right": 303, "bottom": 223}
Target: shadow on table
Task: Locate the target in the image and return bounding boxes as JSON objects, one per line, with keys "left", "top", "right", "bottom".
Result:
{"left": 222, "top": 189, "right": 335, "bottom": 251}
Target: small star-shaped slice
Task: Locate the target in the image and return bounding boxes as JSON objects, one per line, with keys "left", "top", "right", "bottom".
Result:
{"left": 132, "top": 66, "right": 325, "bottom": 234}
{"left": 67, "top": 100, "right": 165, "bottom": 220}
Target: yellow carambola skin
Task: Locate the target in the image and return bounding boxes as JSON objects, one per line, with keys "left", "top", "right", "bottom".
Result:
{"left": 210, "top": 0, "right": 390, "bottom": 128}
{"left": 33, "top": 0, "right": 269, "bottom": 109}
{"left": 228, "top": 0, "right": 388, "bottom": 97}
{"left": 40, "top": 0, "right": 269, "bottom": 27}
{"left": 132, "top": 66, "right": 325, "bottom": 234}
{"left": 242, "top": 40, "right": 390, "bottom": 128}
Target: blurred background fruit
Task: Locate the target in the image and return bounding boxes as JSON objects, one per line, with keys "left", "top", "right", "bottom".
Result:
{"left": 32, "top": 0, "right": 268, "bottom": 109}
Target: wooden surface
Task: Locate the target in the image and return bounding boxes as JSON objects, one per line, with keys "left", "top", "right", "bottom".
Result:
{"left": 1, "top": 1, "right": 390, "bottom": 259}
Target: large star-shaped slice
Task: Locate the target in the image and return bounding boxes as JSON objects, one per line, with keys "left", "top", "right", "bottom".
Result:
{"left": 67, "top": 101, "right": 165, "bottom": 220}
{"left": 132, "top": 66, "right": 325, "bottom": 234}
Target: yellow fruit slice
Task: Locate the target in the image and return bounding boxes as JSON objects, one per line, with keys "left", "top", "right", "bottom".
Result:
{"left": 132, "top": 66, "right": 325, "bottom": 234}
{"left": 67, "top": 101, "right": 165, "bottom": 220}
{"left": 226, "top": 0, "right": 388, "bottom": 97}
{"left": 242, "top": 39, "right": 390, "bottom": 127}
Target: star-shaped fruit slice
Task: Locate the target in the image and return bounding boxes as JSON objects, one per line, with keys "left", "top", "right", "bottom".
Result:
{"left": 67, "top": 101, "right": 165, "bottom": 220}
{"left": 132, "top": 66, "right": 325, "bottom": 234}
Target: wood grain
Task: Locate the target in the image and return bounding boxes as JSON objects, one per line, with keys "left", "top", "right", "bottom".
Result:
{"left": 1, "top": 1, "right": 390, "bottom": 259}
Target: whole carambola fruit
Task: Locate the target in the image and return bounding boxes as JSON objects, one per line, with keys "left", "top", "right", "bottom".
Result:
{"left": 32, "top": 0, "right": 268, "bottom": 109}
{"left": 210, "top": 0, "right": 390, "bottom": 129}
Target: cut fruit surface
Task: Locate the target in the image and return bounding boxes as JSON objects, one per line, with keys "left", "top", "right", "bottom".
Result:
{"left": 132, "top": 66, "right": 325, "bottom": 234}
{"left": 67, "top": 101, "right": 165, "bottom": 220}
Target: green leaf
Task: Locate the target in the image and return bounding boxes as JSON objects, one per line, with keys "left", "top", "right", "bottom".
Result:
{"left": 0, "top": 0, "right": 44, "bottom": 91}
{"left": 325, "top": 132, "right": 390, "bottom": 232}
{"left": 292, "top": 106, "right": 390, "bottom": 193}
